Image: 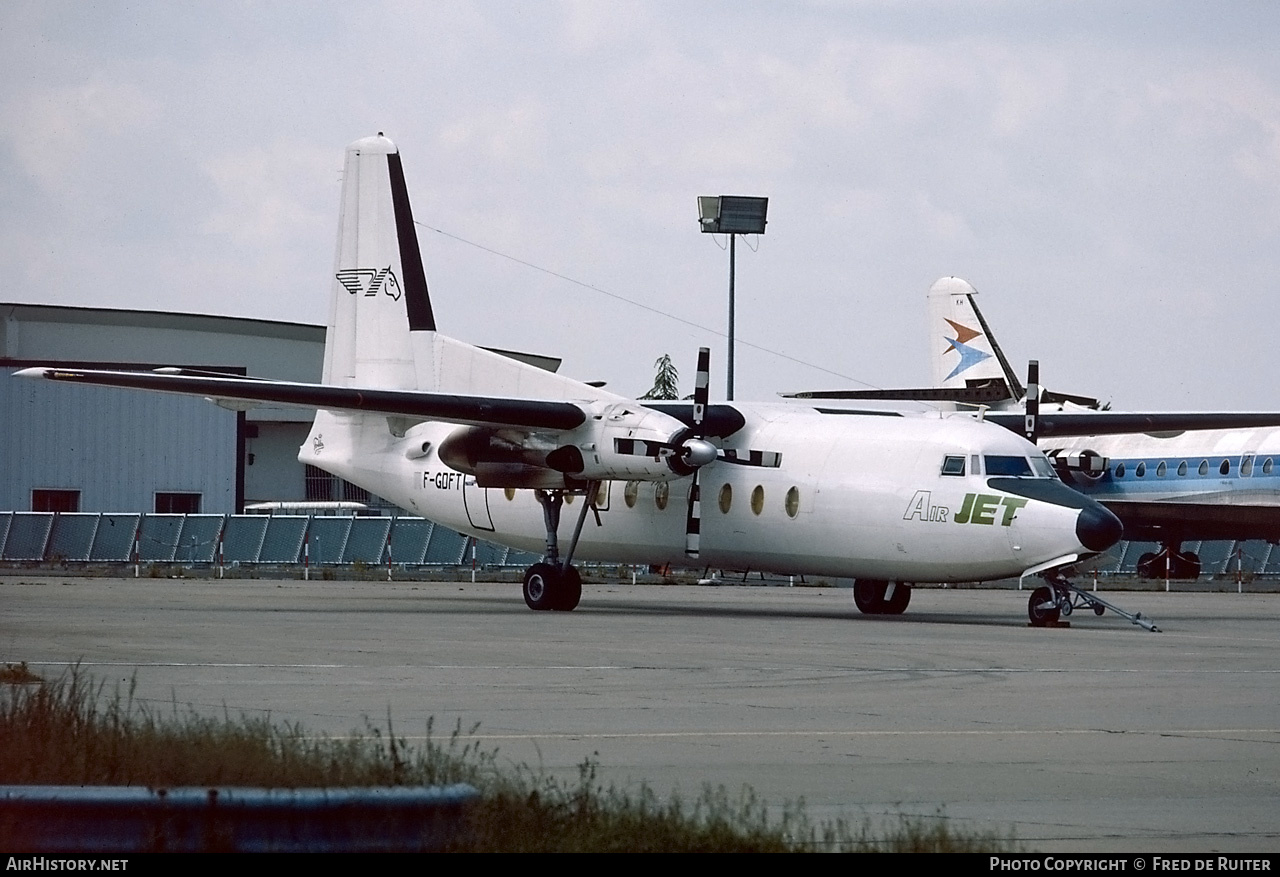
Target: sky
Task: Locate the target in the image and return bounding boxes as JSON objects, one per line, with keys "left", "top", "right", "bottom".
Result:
{"left": 3, "top": 1, "right": 1280, "bottom": 410}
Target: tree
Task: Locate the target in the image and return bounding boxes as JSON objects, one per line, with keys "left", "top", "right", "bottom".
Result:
{"left": 639, "top": 354, "right": 680, "bottom": 400}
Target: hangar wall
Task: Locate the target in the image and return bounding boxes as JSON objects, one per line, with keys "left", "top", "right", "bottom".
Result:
{"left": 1, "top": 369, "right": 239, "bottom": 513}
{"left": 1, "top": 304, "right": 324, "bottom": 513}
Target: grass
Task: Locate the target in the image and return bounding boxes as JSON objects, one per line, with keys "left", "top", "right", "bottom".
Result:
{"left": 0, "top": 667, "right": 1022, "bottom": 852}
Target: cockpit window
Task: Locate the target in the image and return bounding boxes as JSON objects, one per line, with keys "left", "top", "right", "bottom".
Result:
{"left": 1030, "top": 456, "right": 1056, "bottom": 478}
{"left": 941, "top": 455, "right": 966, "bottom": 476}
{"left": 984, "top": 455, "right": 1033, "bottom": 477}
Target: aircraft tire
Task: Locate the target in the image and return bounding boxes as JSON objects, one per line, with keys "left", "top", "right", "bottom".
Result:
{"left": 1136, "top": 552, "right": 1158, "bottom": 579}
{"left": 882, "top": 582, "right": 911, "bottom": 615}
{"left": 1028, "top": 586, "right": 1061, "bottom": 627}
{"left": 1174, "top": 552, "right": 1201, "bottom": 580}
{"left": 853, "top": 579, "right": 887, "bottom": 614}
{"left": 523, "top": 563, "right": 561, "bottom": 611}
{"left": 553, "top": 565, "right": 582, "bottom": 611}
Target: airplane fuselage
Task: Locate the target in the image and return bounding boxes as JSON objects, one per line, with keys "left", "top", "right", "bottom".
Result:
{"left": 309, "top": 403, "right": 1110, "bottom": 583}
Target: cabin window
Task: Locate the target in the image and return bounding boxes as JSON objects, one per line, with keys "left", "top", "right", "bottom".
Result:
{"left": 750, "top": 485, "right": 765, "bottom": 516}
{"left": 655, "top": 482, "right": 669, "bottom": 511}
{"left": 785, "top": 487, "right": 800, "bottom": 518}
{"left": 1265, "top": 458, "right": 1275, "bottom": 476}
{"left": 1115, "top": 462, "right": 1126, "bottom": 478}
{"left": 718, "top": 483, "right": 733, "bottom": 514}
{"left": 1135, "top": 462, "right": 1146, "bottom": 478}
{"left": 1156, "top": 461, "right": 1167, "bottom": 477}
{"left": 624, "top": 481, "right": 639, "bottom": 508}
{"left": 941, "top": 455, "right": 965, "bottom": 476}
{"left": 984, "top": 455, "right": 1032, "bottom": 477}
{"left": 1198, "top": 460, "right": 1209, "bottom": 476}
{"left": 504, "top": 487, "right": 516, "bottom": 501}
{"left": 1241, "top": 456, "right": 1254, "bottom": 477}
{"left": 1220, "top": 459, "right": 1231, "bottom": 476}
{"left": 1177, "top": 461, "right": 1188, "bottom": 476}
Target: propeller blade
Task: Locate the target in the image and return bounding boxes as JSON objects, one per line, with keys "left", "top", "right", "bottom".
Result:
{"left": 718, "top": 449, "right": 782, "bottom": 468}
{"left": 682, "top": 347, "right": 713, "bottom": 557}
{"left": 1025, "top": 360, "right": 1039, "bottom": 443}
{"left": 685, "top": 469, "right": 702, "bottom": 558}
{"left": 693, "top": 347, "right": 710, "bottom": 428}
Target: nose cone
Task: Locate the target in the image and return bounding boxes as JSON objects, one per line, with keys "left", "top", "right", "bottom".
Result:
{"left": 1076, "top": 503, "right": 1123, "bottom": 552}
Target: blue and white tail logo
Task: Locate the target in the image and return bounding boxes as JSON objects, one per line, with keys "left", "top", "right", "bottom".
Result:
{"left": 941, "top": 317, "right": 992, "bottom": 381}
{"left": 927, "top": 277, "right": 1006, "bottom": 390}
{"left": 336, "top": 267, "right": 403, "bottom": 302}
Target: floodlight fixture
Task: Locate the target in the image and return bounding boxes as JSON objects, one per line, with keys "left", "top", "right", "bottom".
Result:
{"left": 697, "top": 194, "right": 768, "bottom": 399}
{"left": 697, "top": 195, "right": 768, "bottom": 235}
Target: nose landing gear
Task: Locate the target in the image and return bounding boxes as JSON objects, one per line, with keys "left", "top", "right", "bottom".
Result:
{"left": 1027, "top": 573, "right": 1160, "bottom": 632}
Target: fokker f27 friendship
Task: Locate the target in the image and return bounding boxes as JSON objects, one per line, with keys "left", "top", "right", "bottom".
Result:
{"left": 24, "top": 134, "right": 1151, "bottom": 628}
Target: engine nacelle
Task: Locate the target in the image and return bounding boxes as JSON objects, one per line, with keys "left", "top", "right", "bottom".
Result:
{"left": 437, "top": 402, "right": 699, "bottom": 488}
{"left": 1045, "top": 448, "right": 1109, "bottom": 486}
{"left": 551, "top": 403, "right": 705, "bottom": 481}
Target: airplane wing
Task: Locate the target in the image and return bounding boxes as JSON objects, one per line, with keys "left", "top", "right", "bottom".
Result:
{"left": 1099, "top": 499, "right": 1280, "bottom": 542}
{"left": 14, "top": 366, "right": 588, "bottom": 430}
{"left": 983, "top": 411, "right": 1280, "bottom": 438}
{"left": 781, "top": 386, "right": 1014, "bottom": 404}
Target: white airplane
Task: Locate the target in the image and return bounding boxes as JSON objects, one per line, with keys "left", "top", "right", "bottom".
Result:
{"left": 789, "top": 276, "right": 1280, "bottom": 582}
{"left": 18, "top": 134, "right": 1131, "bottom": 628}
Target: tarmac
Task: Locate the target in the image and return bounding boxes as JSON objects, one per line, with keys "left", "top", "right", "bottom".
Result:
{"left": 2, "top": 574, "right": 1278, "bottom": 853}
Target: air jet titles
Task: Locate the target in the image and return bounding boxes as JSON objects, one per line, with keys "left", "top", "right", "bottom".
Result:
{"left": 904, "top": 490, "right": 1027, "bottom": 526}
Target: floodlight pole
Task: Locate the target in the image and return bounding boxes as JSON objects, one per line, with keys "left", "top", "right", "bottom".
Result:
{"left": 727, "top": 232, "right": 736, "bottom": 400}
{"left": 697, "top": 194, "right": 767, "bottom": 403}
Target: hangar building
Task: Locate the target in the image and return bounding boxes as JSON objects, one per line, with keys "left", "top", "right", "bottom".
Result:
{"left": 2, "top": 303, "right": 329, "bottom": 514}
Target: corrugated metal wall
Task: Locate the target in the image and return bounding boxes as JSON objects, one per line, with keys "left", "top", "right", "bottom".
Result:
{"left": 1, "top": 368, "right": 237, "bottom": 513}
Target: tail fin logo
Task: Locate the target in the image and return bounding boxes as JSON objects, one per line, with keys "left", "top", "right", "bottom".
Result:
{"left": 941, "top": 318, "right": 992, "bottom": 381}
{"left": 336, "top": 267, "right": 403, "bottom": 302}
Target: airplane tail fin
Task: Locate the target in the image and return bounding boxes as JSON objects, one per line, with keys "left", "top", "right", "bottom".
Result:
{"left": 927, "top": 277, "right": 1023, "bottom": 401}
{"left": 323, "top": 133, "right": 434, "bottom": 390}
{"left": 323, "top": 134, "right": 608, "bottom": 404}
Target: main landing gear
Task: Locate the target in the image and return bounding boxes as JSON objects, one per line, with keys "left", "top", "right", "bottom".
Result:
{"left": 1027, "top": 572, "right": 1160, "bottom": 632}
{"left": 522, "top": 481, "right": 599, "bottom": 612}
{"left": 1136, "top": 545, "right": 1201, "bottom": 580}
{"left": 853, "top": 579, "right": 912, "bottom": 615}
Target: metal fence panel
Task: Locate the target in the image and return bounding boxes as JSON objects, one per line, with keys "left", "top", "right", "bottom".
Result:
{"left": 90, "top": 514, "right": 140, "bottom": 562}
{"left": 1193, "top": 540, "right": 1234, "bottom": 577}
{"left": 258, "top": 516, "right": 307, "bottom": 564}
{"left": 175, "top": 515, "right": 225, "bottom": 564}
{"left": 343, "top": 517, "right": 392, "bottom": 564}
{"left": 471, "top": 540, "right": 508, "bottom": 567}
{"left": 424, "top": 526, "right": 468, "bottom": 565}
{"left": 0, "top": 512, "right": 13, "bottom": 558}
{"left": 138, "top": 514, "right": 184, "bottom": 562}
{"left": 46, "top": 513, "right": 99, "bottom": 562}
{"left": 220, "top": 515, "right": 269, "bottom": 563}
{"left": 2, "top": 513, "right": 54, "bottom": 561}
{"left": 307, "top": 517, "right": 352, "bottom": 565}
{"left": 387, "top": 518, "right": 432, "bottom": 565}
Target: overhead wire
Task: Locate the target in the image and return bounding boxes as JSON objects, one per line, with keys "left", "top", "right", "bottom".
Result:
{"left": 415, "top": 221, "right": 882, "bottom": 389}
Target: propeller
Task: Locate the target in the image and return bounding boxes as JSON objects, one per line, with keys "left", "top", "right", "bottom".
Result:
{"left": 684, "top": 348, "right": 712, "bottom": 558}
{"left": 618, "top": 346, "right": 783, "bottom": 559}
{"left": 1024, "top": 359, "right": 1039, "bottom": 443}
